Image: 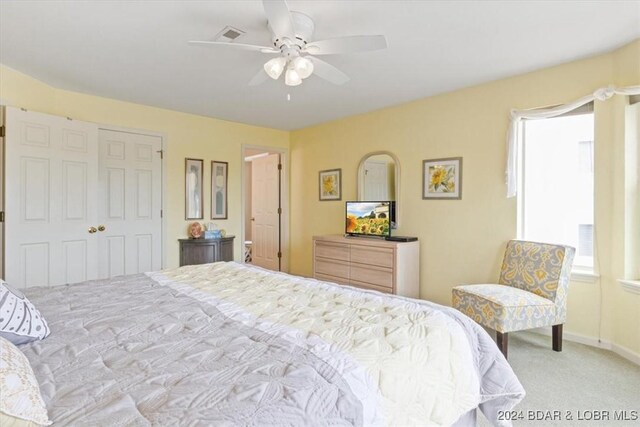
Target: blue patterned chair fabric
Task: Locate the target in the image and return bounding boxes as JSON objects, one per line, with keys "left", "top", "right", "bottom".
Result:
{"left": 452, "top": 240, "right": 575, "bottom": 334}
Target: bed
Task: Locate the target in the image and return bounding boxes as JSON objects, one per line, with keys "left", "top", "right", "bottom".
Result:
{"left": 17, "top": 261, "right": 524, "bottom": 426}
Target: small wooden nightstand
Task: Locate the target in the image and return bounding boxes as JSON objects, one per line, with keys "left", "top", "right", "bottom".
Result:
{"left": 178, "top": 236, "right": 235, "bottom": 266}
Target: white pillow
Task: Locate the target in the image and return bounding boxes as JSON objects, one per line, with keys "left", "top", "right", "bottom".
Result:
{"left": 0, "top": 281, "right": 50, "bottom": 345}
{"left": 0, "top": 336, "right": 52, "bottom": 425}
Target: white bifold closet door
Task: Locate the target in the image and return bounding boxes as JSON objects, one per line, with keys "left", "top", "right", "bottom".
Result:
{"left": 4, "top": 107, "right": 162, "bottom": 288}
{"left": 98, "top": 130, "right": 162, "bottom": 279}
{"left": 5, "top": 107, "right": 99, "bottom": 287}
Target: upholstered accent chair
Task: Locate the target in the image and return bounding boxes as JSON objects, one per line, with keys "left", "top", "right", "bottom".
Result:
{"left": 452, "top": 240, "right": 575, "bottom": 358}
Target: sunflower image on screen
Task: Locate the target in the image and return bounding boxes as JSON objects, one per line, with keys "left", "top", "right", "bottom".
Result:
{"left": 345, "top": 201, "right": 390, "bottom": 237}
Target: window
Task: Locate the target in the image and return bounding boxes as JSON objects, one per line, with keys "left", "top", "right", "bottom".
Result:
{"left": 578, "top": 224, "right": 594, "bottom": 257}
{"left": 519, "top": 110, "right": 595, "bottom": 270}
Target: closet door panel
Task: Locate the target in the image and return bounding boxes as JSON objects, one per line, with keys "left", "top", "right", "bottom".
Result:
{"left": 98, "top": 129, "right": 162, "bottom": 278}
{"left": 5, "top": 107, "right": 99, "bottom": 287}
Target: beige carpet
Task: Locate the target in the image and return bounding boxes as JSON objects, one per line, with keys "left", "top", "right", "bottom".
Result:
{"left": 478, "top": 331, "right": 640, "bottom": 426}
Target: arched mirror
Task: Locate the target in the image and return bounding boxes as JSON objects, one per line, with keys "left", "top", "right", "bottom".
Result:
{"left": 357, "top": 151, "right": 400, "bottom": 227}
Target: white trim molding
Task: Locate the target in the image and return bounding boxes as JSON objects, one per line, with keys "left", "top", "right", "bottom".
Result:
{"left": 618, "top": 279, "right": 640, "bottom": 295}
{"left": 532, "top": 328, "right": 640, "bottom": 366}
{"left": 571, "top": 270, "right": 599, "bottom": 283}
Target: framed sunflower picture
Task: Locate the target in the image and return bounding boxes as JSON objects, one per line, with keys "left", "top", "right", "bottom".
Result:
{"left": 319, "top": 168, "right": 342, "bottom": 201}
{"left": 423, "top": 157, "right": 462, "bottom": 200}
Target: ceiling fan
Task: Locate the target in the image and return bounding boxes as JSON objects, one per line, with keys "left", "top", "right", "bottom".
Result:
{"left": 189, "top": 0, "right": 387, "bottom": 87}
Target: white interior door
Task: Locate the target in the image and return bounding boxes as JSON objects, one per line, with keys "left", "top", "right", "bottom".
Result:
{"left": 363, "top": 160, "right": 389, "bottom": 200}
{"left": 98, "top": 129, "right": 162, "bottom": 278}
{"left": 251, "top": 153, "right": 280, "bottom": 271}
{"left": 5, "top": 107, "right": 99, "bottom": 287}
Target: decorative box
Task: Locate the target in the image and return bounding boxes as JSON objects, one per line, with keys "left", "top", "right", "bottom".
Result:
{"left": 204, "top": 230, "right": 222, "bottom": 239}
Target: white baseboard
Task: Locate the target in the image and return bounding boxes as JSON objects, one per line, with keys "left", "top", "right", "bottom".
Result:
{"left": 609, "top": 342, "right": 640, "bottom": 365}
{"left": 530, "top": 328, "right": 640, "bottom": 365}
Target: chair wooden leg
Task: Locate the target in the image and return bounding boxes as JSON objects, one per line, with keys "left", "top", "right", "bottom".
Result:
{"left": 496, "top": 331, "right": 508, "bottom": 359}
{"left": 552, "top": 324, "right": 563, "bottom": 352}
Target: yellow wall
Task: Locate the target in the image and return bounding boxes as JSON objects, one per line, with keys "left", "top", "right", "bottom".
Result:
{"left": 0, "top": 65, "right": 289, "bottom": 267}
{"left": 290, "top": 40, "right": 640, "bottom": 355}
{"left": 2, "top": 39, "right": 638, "bottom": 356}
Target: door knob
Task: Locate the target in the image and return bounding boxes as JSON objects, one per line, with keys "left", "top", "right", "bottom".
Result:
{"left": 251, "top": 217, "right": 255, "bottom": 221}
{"left": 98, "top": 225, "right": 106, "bottom": 232}
{"left": 88, "top": 226, "right": 97, "bottom": 234}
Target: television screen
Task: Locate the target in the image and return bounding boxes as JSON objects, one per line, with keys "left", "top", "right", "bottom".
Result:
{"left": 345, "top": 201, "right": 391, "bottom": 237}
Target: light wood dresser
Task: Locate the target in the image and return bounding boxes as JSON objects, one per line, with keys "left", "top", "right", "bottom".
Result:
{"left": 312, "top": 235, "right": 420, "bottom": 298}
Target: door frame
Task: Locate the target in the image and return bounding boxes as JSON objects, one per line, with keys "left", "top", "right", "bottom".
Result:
{"left": 241, "top": 144, "right": 290, "bottom": 273}
{"left": 0, "top": 106, "right": 5, "bottom": 279}
{"left": 98, "top": 124, "right": 167, "bottom": 269}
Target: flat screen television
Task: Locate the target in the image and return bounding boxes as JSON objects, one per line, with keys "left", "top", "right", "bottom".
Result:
{"left": 345, "top": 201, "right": 391, "bottom": 237}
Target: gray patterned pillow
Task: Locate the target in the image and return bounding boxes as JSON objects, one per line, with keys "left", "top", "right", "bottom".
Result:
{"left": 0, "top": 280, "right": 50, "bottom": 345}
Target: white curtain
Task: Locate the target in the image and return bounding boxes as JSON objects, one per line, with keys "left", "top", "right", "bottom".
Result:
{"left": 506, "top": 85, "right": 640, "bottom": 198}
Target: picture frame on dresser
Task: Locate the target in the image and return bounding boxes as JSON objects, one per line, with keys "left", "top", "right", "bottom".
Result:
{"left": 211, "top": 160, "right": 228, "bottom": 219}
{"left": 185, "top": 158, "right": 204, "bottom": 219}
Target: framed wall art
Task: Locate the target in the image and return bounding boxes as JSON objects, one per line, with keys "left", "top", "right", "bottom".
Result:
{"left": 211, "top": 160, "right": 228, "bottom": 219}
{"left": 319, "top": 168, "right": 342, "bottom": 201}
{"left": 185, "top": 158, "right": 204, "bottom": 219}
{"left": 423, "top": 157, "right": 462, "bottom": 200}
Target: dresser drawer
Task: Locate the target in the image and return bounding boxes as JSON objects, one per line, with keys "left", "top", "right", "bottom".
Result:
{"left": 315, "top": 258, "right": 350, "bottom": 280}
{"left": 312, "top": 235, "right": 419, "bottom": 298}
{"left": 350, "top": 245, "right": 394, "bottom": 268}
{"left": 349, "top": 279, "right": 394, "bottom": 294}
{"left": 350, "top": 264, "right": 393, "bottom": 288}
{"left": 315, "top": 241, "right": 350, "bottom": 261}
{"left": 315, "top": 273, "right": 349, "bottom": 287}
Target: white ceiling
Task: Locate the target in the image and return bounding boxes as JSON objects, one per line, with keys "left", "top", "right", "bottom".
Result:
{"left": 1, "top": 1, "right": 638, "bottom": 130}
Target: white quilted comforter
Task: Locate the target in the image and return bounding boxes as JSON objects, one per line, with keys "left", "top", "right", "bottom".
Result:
{"left": 21, "top": 262, "right": 524, "bottom": 426}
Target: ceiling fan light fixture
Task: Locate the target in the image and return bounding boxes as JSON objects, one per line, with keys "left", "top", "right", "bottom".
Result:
{"left": 264, "top": 57, "right": 287, "bottom": 79}
{"left": 293, "top": 56, "right": 314, "bottom": 79}
{"left": 192, "top": 1, "right": 387, "bottom": 88}
{"left": 285, "top": 68, "right": 302, "bottom": 86}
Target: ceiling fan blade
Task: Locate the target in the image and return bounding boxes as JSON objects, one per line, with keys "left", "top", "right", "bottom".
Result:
{"left": 304, "top": 35, "right": 387, "bottom": 55}
{"left": 188, "top": 40, "right": 279, "bottom": 53}
{"left": 262, "top": 0, "right": 296, "bottom": 40}
{"left": 248, "top": 68, "right": 270, "bottom": 86}
{"left": 308, "top": 57, "right": 350, "bottom": 85}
